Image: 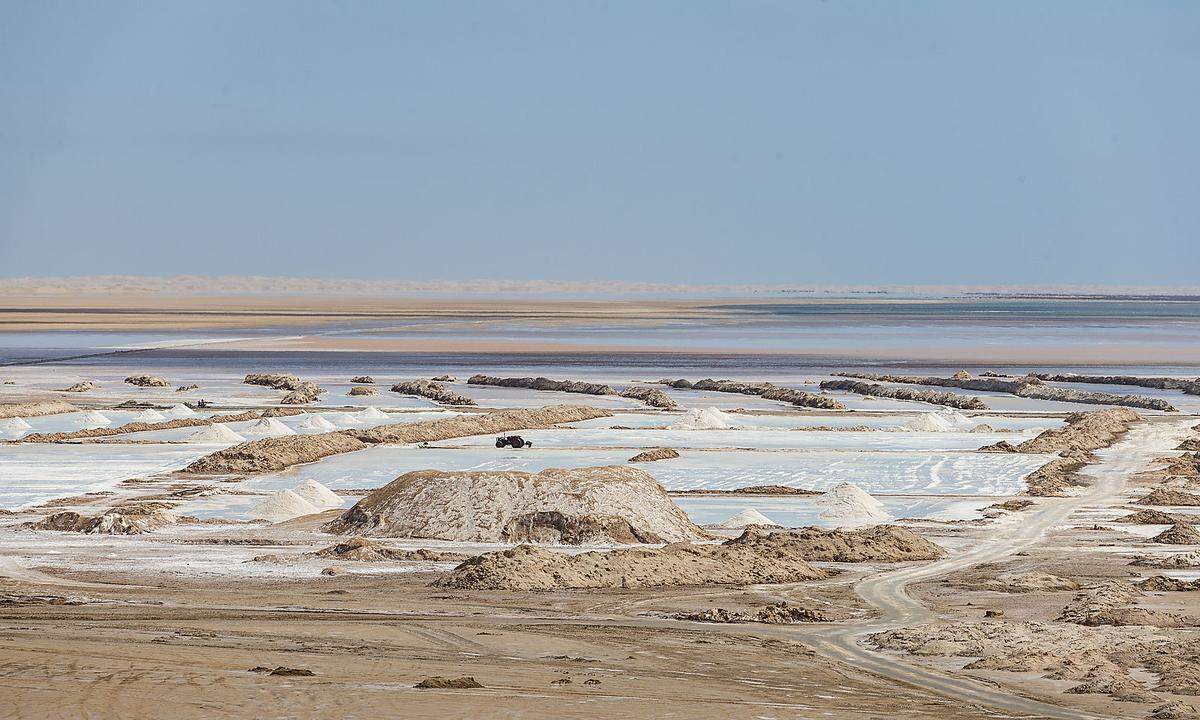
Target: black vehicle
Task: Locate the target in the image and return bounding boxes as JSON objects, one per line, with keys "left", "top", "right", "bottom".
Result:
{"left": 495, "top": 435, "right": 532, "bottom": 449}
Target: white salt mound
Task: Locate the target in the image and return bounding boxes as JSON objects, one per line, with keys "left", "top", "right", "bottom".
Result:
{"left": 0, "top": 416, "right": 33, "bottom": 431}
{"left": 132, "top": 409, "right": 166, "bottom": 423}
{"left": 937, "top": 407, "right": 975, "bottom": 428}
{"left": 242, "top": 417, "right": 296, "bottom": 438}
{"left": 297, "top": 415, "right": 338, "bottom": 432}
{"left": 163, "top": 404, "right": 197, "bottom": 419}
{"left": 814, "top": 482, "right": 892, "bottom": 527}
{"left": 902, "top": 412, "right": 957, "bottom": 432}
{"left": 249, "top": 489, "right": 320, "bottom": 523}
{"left": 356, "top": 407, "right": 389, "bottom": 420}
{"left": 291, "top": 479, "right": 343, "bottom": 511}
{"left": 326, "top": 413, "right": 364, "bottom": 427}
{"left": 713, "top": 508, "right": 779, "bottom": 528}
{"left": 668, "top": 407, "right": 734, "bottom": 430}
{"left": 79, "top": 410, "right": 112, "bottom": 427}
{"left": 187, "top": 423, "right": 246, "bottom": 444}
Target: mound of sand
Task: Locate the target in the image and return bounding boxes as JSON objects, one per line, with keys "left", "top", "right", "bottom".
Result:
{"left": 1119, "top": 509, "right": 1198, "bottom": 525}
{"left": 187, "top": 423, "right": 246, "bottom": 444}
{"left": 350, "top": 376, "right": 375, "bottom": 384}
{"left": 628, "top": 447, "right": 679, "bottom": 463}
{"left": 467, "top": 375, "right": 616, "bottom": 396}
{"left": 311, "top": 537, "right": 468, "bottom": 562}
{"left": 291, "top": 479, "right": 343, "bottom": 511}
{"left": 902, "top": 413, "right": 957, "bottom": 432}
{"left": 79, "top": 410, "right": 111, "bottom": 427}
{"left": 186, "top": 405, "right": 612, "bottom": 474}
{"left": 249, "top": 490, "right": 321, "bottom": 523}
{"left": 163, "top": 404, "right": 196, "bottom": 419}
{"left": 131, "top": 409, "right": 166, "bottom": 423}
{"left": 62, "top": 380, "right": 98, "bottom": 392}
{"left": 1057, "top": 580, "right": 1199, "bottom": 627}
{"left": 325, "top": 465, "right": 706, "bottom": 544}
{"left": 1011, "top": 408, "right": 1142, "bottom": 455}
{"left": 712, "top": 508, "right": 779, "bottom": 528}
{"left": 242, "top": 418, "right": 296, "bottom": 438}
{"left": 31, "top": 504, "right": 178, "bottom": 535}
{"left": 1131, "top": 552, "right": 1200, "bottom": 568}
{"left": 619, "top": 385, "right": 678, "bottom": 409}
{"left": 348, "top": 386, "right": 376, "bottom": 396}
{"left": 0, "top": 400, "right": 79, "bottom": 419}
{"left": 296, "top": 415, "right": 338, "bottom": 432}
{"left": 668, "top": 407, "right": 734, "bottom": 430}
{"left": 124, "top": 375, "right": 169, "bottom": 387}
{"left": 435, "top": 525, "right": 941, "bottom": 590}
{"left": 671, "top": 602, "right": 837, "bottom": 624}
{"left": 356, "top": 407, "right": 389, "bottom": 421}
{"left": 813, "top": 483, "right": 892, "bottom": 526}
{"left": 958, "top": 571, "right": 1081, "bottom": 594}
{"left": 1153, "top": 524, "right": 1200, "bottom": 545}
{"left": 390, "top": 380, "right": 475, "bottom": 406}
{"left": 1138, "top": 488, "right": 1200, "bottom": 507}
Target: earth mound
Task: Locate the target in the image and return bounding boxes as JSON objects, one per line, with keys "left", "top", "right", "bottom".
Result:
{"left": 672, "top": 602, "right": 837, "bottom": 624}
{"left": 627, "top": 447, "right": 679, "bottom": 463}
{"left": 390, "top": 380, "right": 475, "bottom": 405}
{"left": 124, "top": 375, "right": 169, "bottom": 387}
{"left": 324, "top": 465, "right": 706, "bottom": 544}
{"left": 185, "top": 405, "right": 612, "bottom": 474}
{"left": 312, "top": 537, "right": 468, "bottom": 562}
{"left": 1138, "top": 488, "right": 1200, "bottom": 507}
{"left": 62, "top": 380, "right": 98, "bottom": 392}
{"left": 1153, "top": 524, "right": 1200, "bottom": 545}
{"left": 350, "top": 376, "right": 375, "bottom": 384}
{"left": 31, "top": 504, "right": 178, "bottom": 535}
{"left": 619, "top": 385, "right": 677, "bottom": 409}
{"left": 468, "top": 374, "right": 616, "bottom": 396}
{"left": 435, "top": 525, "right": 941, "bottom": 590}
{"left": 0, "top": 400, "right": 79, "bottom": 419}
{"left": 415, "top": 676, "right": 482, "bottom": 689}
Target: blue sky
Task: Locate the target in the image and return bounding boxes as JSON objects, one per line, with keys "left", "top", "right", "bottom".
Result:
{"left": 1, "top": 1, "right": 1197, "bottom": 284}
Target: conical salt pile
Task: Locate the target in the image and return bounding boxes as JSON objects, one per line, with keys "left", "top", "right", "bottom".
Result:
{"left": 132, "top": 409, "right": 166, "bottom": 423}
{"left": 80, "top": 410, "right": 112, "bottom": 427}
{"left": 902, "top": 412, "right": 956, "bottom": 432}
{"left": 291, "top": 479, "right": 343, "bottom": 511}
{"left": 668, "top": 407, "right": 734, "bottom": 430}
{"left": 249, "top": 489, "right": 320, "bottom": 523}
{"left": 163, "top": 404, "right": 196, "bottom": 419}
{"left": 242, "top": 417, "right": 296, "bottom": 438}
{"left": 326, "top": 413, "right": 364, "bottom": 427}
{"left": 356, "top": 407, "right": 389, "bottom": 420}
{"left": 0, "top": 416, "right": 33, "bottom": 431}
{"left": 813, "top": 482, "right": 892, "bottom": 526}
{"left": 187, "top": 423, "right": 246, "bottom": 444}
{"left": 713, "top": 508, "right": 779, "bottom": 528}
{"left": 297, "top": 414, "right": 338, "bottom": 432}
{"left": 937, "top": 407, "right": 974, "bottom": 428}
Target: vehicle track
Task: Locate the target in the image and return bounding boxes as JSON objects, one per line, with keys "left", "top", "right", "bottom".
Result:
{"left": 794, "top": 418, "right": 1194, "bottom": 720}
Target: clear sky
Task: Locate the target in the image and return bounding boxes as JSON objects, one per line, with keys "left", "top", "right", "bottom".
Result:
{"left": 1, "top": 1, "right": 1197, "bottom": 285}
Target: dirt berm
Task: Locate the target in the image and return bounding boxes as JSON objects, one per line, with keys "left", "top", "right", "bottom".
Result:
{"left": 467, "top": 375, "right": 616, "bottom": 395}
{"left": 434, "top": 525, "right": 943, "bottom": 590}
{"left": 389, "top": 380, "right": 474, "bottom": 406}
{"left": 19, "top": 409, "right": 298, "bottom": 443}
{"left": 0, "top": 400, "right": 79, "bottom": 419}
{"left": 185, "top": 405, "right": 611, "bottom": 474}
{"left": 324, "top": 465, "right": 706, "bottom": 544}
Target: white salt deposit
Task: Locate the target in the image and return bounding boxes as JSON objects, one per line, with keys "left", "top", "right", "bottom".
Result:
{"left": 668, "top": 407, "right": 735, "bottom": 430}
{"left": 249, "top": 489, "right": 320, "bottom": 523}
{"left": 186, "top": 423, "right": 246, "bottom": 444}
{"left": 813, "top": 482, "right": 893, "bottom": 527}
{"left": 902, "top": 412, "right": 957, "bottom": 432}
{"left": 291, "top": 479, "right": 343, "bottom": 511}
{"left": 163, "top": 404, "right": 197, "bottom": 419}
{"left": 713, "top": 508, "right": 779, "bottom": 528}
{"left": 356, "top": 407, "right": 389, "bottom": 421}
{"left": 0, "top": 416, "right": 32, "bottom": 431}
{"left": 937, "top": 407, "right": 975, "bottom": 428}
{"left": 297, "top": 414, "right": 338, "bottom": 432}
{"left": 131, "top": 409, "right": 166, "bottom": 423}
{"left": 79, "top": 410, "right": 112, "bottom": 427}
{"left": 242, "top": 417, "right": 296, "bottom": 438}
{"left": 326, "top": 413, "right": 364, "bottom": 427}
